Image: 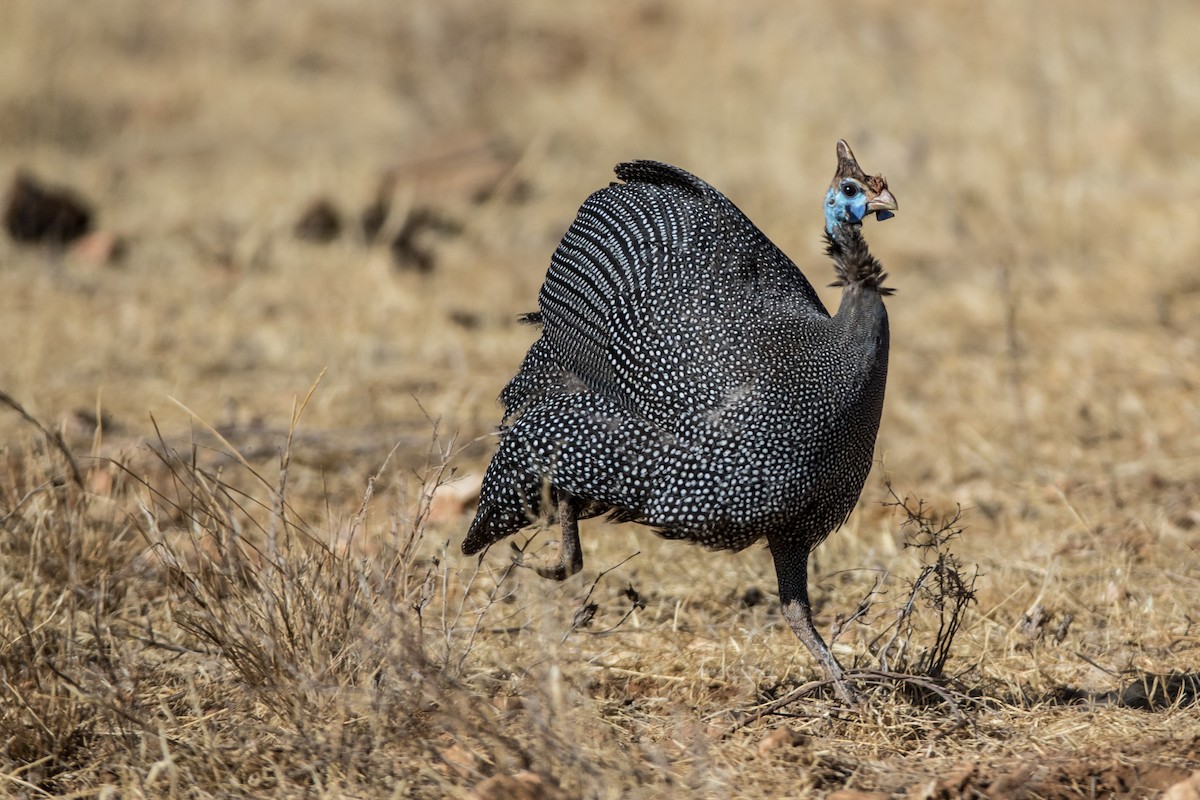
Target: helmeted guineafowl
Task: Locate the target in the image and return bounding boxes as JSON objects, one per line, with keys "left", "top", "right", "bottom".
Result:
{"left": 464, "top": 140, "right": 897, "bottom": 702}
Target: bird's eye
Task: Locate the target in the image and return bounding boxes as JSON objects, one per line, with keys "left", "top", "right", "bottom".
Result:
{"left": 841, "top": 182, "right": 859, "bottom": 198}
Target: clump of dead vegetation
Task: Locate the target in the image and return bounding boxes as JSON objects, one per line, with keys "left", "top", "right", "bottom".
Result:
{"left": 4, "top": 382, "right": 1200, "bottom": 798}
{"left": 870, "top": 483, "right": 979, "bottom": 680}
{"left": 4, "top": 378, "right": 1200, "bottom": 798}
{"left": 0, "top": 392, "right": 676, "bottom": 797}
{"left": 1, "top": 392, "right": 412, "bottom": 793}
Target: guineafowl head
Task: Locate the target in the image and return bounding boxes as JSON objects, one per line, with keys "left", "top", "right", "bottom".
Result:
{"left": 824, "top": 139, "right": 897, "bottom": 234}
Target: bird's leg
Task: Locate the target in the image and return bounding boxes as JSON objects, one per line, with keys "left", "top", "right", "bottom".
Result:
{"left": 769, "top": 537, "right": 858, "bottom": 705}
{"left": 532, "top": 492, "right": 583, "bottom": 581}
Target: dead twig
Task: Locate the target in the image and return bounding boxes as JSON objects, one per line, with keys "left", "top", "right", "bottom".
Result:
{"left": 717, "top": 668, "right": 983, "bottom": 738}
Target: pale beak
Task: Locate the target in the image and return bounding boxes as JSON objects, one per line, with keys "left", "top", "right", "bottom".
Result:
{"left": 867, "top": 187, "right": 897, "bottom": 215}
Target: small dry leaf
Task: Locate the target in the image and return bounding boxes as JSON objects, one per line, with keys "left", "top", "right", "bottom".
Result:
{"left": 470, "top": 771, "right": 564, "bottom": 800}
{"left": 71, "top": 230, "right": 126, "bottom": 265}
{"left": 491, "top": 694, "right": 524, "bottom": 712}
{"left": 1104, "top": 580, "right": 1130, "bottom": 604}
{"left": 757, "top": 726, "right": 809, "bottom": 757}
{"left": 907, "top": 762, "right": 976, "bottom": 799}
{"left": 87, "top": 465, "right": 115, "bottom": 496}
{"left": 827, "top": 792, "right": 890, "bottom": 800}
{"left": 988, "top": 763, "right": 1036, "bottom": 798}
{"left": 570, "top": 601, "right": 598, "bottom": 630}
{"left": 435, "top": 742, "right": 478, "bottom": 779}
{"left": 1162, "top": 769, "right": 1200, "bottom": 800}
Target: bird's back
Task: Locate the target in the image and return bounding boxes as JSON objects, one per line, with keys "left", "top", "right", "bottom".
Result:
{"left": 522, "top": 161, "right": 829, "bottom": 424}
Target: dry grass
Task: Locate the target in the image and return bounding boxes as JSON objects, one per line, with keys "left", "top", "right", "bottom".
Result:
{"left": 2, "top": 1, "right": 1200, "bottom": 797}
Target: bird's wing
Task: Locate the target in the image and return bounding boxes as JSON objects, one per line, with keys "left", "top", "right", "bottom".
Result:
{"left": 537, "top": 161, "right": 829, "bottom": 409}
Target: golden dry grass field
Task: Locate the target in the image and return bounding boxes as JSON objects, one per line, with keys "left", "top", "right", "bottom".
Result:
{"left": 2, "top": 1, "right": 1199, "bottom": 797}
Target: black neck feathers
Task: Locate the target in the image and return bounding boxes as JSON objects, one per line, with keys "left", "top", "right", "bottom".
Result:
{"left": 825, "top": 224, "right": 893, "bottom": 296}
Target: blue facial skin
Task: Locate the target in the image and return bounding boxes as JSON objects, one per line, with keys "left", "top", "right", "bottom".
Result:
{"left": 824, "top": 180, "right": 872, "bottom": 235}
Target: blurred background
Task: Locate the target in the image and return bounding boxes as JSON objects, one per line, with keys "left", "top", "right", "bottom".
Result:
{"left": 1, "top": 0, "right": 1197, "bottom": 522}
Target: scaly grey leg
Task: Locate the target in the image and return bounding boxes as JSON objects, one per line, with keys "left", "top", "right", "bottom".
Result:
{"left": 533, "top": 492, "right": 583, "bottom": 581}
{"left": 769, "top": 535, "right": 857, "bottom": 705}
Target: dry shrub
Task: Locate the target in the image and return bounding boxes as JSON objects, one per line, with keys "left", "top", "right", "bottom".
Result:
{"left": 0, "top": 389, "right": 679, "bottom": 797}
{"left": 868, "top": 483, "right": 979, "bottom": 680}
{"left": 125, "top": 406, "right": 497, "bottom": 793}
{"left": 138, "top": 414, "right": 437, "bottom": 698}
{"left": 0, "top": 389, "right": 456, "bottom": 794}
{"left": 0, "top": 429, "right": 142, "bottom": 793}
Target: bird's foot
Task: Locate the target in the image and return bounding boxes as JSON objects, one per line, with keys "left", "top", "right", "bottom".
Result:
{"left": 508, "top": 494, "right": 584, "bottom": 581}
{"left": 828, "top": 670, "right": 862, "bottom": 708}
{"left": 509, "top": 540, "right": 582, "bottom": 581}
{"left": 776, "top": 595, "right": 862, "bottom": 707}
{"left": 534, "top": 554, "right": 578, "bottom": 581}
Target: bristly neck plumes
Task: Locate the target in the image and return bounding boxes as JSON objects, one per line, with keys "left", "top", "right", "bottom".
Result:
{"left": 825, "top": 222, "right": 893, "bottom": 296}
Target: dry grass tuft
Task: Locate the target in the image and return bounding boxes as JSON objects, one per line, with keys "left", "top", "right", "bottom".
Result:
{"left": 2, "top": 389, "right": 1196, "bottom": 797}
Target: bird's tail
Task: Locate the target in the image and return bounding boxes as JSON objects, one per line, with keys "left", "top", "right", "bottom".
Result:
{"left": 462, "top": 435, "right": 548, "bottom": 556}
{"left": 463, "top": 394, "right": 667, "bottom": 556}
